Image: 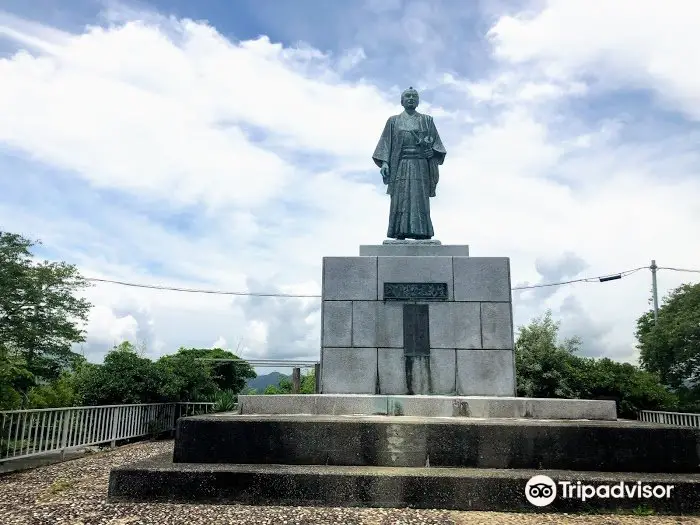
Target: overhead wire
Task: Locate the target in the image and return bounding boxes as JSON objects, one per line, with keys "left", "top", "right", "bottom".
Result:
{"left": 79, "top": 263, "right": 700, "bottom": 298}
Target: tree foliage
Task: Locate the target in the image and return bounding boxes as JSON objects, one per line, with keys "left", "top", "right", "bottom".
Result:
{"left": 72, "top": 342, "right": 255, "bottom": 406}
{"left": 0, "top": 232, "right": 91, "bottom": 382}
{"left": 156, "top": 350, "right": 220, "bottom": 402}
{"left": 73, "top": 342, "right": 170, "bottom": 405}
{"left": 0, "top": 345, "right": 34, "bottom": 410}
{"left": 516, "top": 311, "right": 677, "bottom": 418}
{"left": 636, "top": 283, "right": 700, "bottom": 411}
{"left": 173, "top": 347, "right": 256, "bottom": 392}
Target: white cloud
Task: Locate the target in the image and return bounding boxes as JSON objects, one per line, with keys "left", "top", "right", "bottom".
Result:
{"left": 84, "top": 305, "right": 139, "bottom": 349}
{"left": 211, "top": 336, "right": 227, "bottom": 349}
{"left": 487, "top": 0, "right": 700, "bottom": 119}
{"left": 0, "top": 2, "right": 699, "bottom": 368}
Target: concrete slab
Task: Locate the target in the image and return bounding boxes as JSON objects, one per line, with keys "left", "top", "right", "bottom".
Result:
{"left": 322, "top": 300, "right": 352, "bottom": 347}
{"left": 429, "top": 349, "right": 456, "bottom": 395}
{"left": 109, "top": 454, "right": 700, "bottom": 513}
{"left": 321, "top": 348, "right": 378, "bottom": 394}
{"left": 377, "top": 348, "right": 408, "bottom": 394}
{"left": 429, "top": 302, "right": 481, "bottom": 349}
{"left": 238, "top": 394, "right": 617, "bottom": 420}
{"left": 377, "top": 256, "right": 454, "bottom": 300}
{"left": 453, "top": 257, "right": 511, "bottom": 302}
{"left": 456, "top": 350, "right": 515, "bottom": 396}
{"left": 359, "top": 244, "right": 470, "bottom": 257}
{"left": 480, "top": 303, "right": 513, "bottom": 349}
{"left": 323, "top": 257, "right": 377, "bottom": 300}
{"left": 170, "top": 413, "right": 699, "bottom": 473}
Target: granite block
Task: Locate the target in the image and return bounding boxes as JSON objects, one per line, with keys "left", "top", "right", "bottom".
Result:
{"left": 322, "top": 301, "right": 352, "bottom": 347}
{"left": 377, "top": 256, "right": 454, "bottom": 300}
{"left": 322, "top": 348, "right": 377, "bottom": 394}
{"left": 456, "top": 350, "right": 515, "bottom": 396}
{"left": 323, "top": 257, "right": 377, "bottom": 301}
{"left": 481, "top": 303, "right": 513, "bottom": 349}
{"left": 453, "top": 257, "right": 511, "bottom": 302}
{"left": 429, "top": 302, "right": 481, "bottom": 349}
{"left": 377, "top": 348, "right": 408, "bottom": 395}
{"left": 376, "top": 302, "right": 404, "bottom": 348}
{"left": 430, "top": 349, "right": 457, "bottom": 395}
{"left": 351, "top": 301, "right": 376, "bottom": 348}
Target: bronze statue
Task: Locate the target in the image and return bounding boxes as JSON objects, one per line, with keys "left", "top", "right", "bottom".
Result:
{"left": 372, "top": 87, "right": 446, "bottom": 240}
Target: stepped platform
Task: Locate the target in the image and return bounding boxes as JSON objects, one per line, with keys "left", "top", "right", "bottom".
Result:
{"left": 172, "top": 414, "right": 698, "bottom": 472}
{"left": 237, "top": 394, "right": 617, "bottom": 420}
{"left": 109, "top": 457, "right": 700, "bottom": 513}
{"left": 108, "top": 412, "right": 700, "bottom": 512}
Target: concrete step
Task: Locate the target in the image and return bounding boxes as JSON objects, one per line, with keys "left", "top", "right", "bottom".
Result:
{"left": 108, "top": 453, "right": 700, "bottom": 513}
{"left": 238, "top": 394, "right": 618, "bottom": 420}
{"left": 173, "top": 414, "right": 700, "bottom": 473}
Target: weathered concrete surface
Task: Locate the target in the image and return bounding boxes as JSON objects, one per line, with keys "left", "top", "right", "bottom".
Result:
{"left": 238, "top": 394, "right": 618, "bottom": 420}
{"left": 320, "top": 254, "right": 516, "bottom": 396}
{"left": 172, "top": 414, "right": 699, "bottom": 473}
{"left": 359, "top": 243, "right": 470, "bottom": 256}
{"left": 109, "top": 453, "right": 700, "bottom": 513}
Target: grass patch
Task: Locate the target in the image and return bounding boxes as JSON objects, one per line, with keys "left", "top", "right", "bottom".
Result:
{"left": 46, "top": 477, "right": 74, "bottom": 494}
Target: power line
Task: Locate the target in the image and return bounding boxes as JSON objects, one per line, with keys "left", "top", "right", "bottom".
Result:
{"left": 80, "top": 263, "right": 699, "bottom": 298}
{"left": 657, "top": 266, "right": 700, "bottom": 274}
{"left": 512, "top": 266, "right": 647, "bottom": 291}
{"left": 84, "top": 277, "right": 322, "bottom": 297}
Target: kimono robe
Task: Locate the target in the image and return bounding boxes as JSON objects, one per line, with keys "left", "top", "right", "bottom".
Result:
{"left": 372, "top": 111, "right": 447, "bottom": 240}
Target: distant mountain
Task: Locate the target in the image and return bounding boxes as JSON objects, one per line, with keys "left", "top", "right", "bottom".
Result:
{"left": 245, "top": 372, "right": 290, "bottom": 393}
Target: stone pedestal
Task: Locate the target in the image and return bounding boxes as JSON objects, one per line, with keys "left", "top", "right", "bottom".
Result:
{"left": 320, "top": 242, "right": 516, "bottom": 396}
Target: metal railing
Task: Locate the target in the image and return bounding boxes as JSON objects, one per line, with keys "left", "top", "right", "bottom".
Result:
{"left": 0, "top": 401, "right": 214, "bottom": 464}
{"left": 638, "top": 410, "right": 700, "bottom": 427}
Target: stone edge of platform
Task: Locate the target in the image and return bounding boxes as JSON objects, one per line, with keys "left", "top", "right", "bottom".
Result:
{"left": 108, "top": 453, "right": 700, "bottom": 513}
{"left": 236, "top": 394, "right": 618, "bottom": 421}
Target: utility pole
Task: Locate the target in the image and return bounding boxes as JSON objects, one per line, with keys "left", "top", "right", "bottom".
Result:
{"left": 650, "top": 259, "right": 659, "bottom": 325}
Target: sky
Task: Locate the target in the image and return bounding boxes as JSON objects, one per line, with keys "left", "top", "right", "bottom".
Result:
{"left": 1, "top": 0, "right": 700, "bottom": 371}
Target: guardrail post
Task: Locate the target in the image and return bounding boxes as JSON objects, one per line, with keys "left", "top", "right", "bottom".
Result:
{"left": 314, "top": 363, "right": 320, "bottom": 393}
{"left": 59, "top": 410, "right": 71, "bottom": 461}
{"left": 110, "top": 407, "right": 120, "bottom": 449}
{"left": 292, "top": 368, "right": 301, "bottom": 394}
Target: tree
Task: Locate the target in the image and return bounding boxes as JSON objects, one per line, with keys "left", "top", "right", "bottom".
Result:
{"left": 156, "top": 351, "right": 219, "bottom": 402}
{"left": 0, "top": 345, "right": 34, "bottom": 410}
{"left": 25, "top": 371, "right": 77, "bottom": 408}
{"left": 516, "top": 311, "right": 677, "bottom": 418}
{"left": 73, "top": 342, "right": 249, "bottom": 406}
{"left": 73, "top": 342, "right": 170, "bottom": 405}
{"left": 515, "top": 311, "right": 582, "bottom": 398}
{"left": 636, "top": 283, "right": 700, "bottom": 410}
{"left": 173, "top": 347, "right": 256, "bottom": 392}
{"left": 0, "top": 232, "right": 91, "bottom": 382}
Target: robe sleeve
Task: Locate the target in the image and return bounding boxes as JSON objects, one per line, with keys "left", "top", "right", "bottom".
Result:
{"left": 372, "top": 117, "right": 393, "bottom": 168}
{"left": 429, "top": 116, "right": 446, "bottom": 165}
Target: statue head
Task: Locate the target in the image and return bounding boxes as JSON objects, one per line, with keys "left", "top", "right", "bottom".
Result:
{"left": 401, "top": 87, "right": 419, "bottom": 110}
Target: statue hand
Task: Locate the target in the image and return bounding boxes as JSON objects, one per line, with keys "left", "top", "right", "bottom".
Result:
{"left": 425, "top": 148, "right": 434, "bottom": 159}
{"left": 380, "top": 163, "right": 389, "bottom": 184}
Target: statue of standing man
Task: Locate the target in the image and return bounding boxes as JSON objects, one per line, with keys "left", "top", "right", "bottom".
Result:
{"left": 372, "top": 87, "right": 447, "bottom": 240}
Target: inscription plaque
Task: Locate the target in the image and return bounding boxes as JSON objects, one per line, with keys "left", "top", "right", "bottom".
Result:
{"left": 384, "top": 282, "right": 448, "bottom": 301}
{"left": 403, "top": 304, "right": 430, "bottom": 357}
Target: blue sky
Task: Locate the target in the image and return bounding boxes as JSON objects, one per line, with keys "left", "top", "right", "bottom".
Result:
{"left": 1, "top": 0, "right": 700, "bottom": 367}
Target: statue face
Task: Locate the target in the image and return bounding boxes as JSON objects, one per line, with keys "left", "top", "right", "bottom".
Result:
{"left": 402, "top": 91, "right": 419, "bottom": 109}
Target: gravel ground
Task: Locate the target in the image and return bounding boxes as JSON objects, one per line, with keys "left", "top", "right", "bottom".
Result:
{"left": 0, "top": 440, "right": 698, "bottom": 525}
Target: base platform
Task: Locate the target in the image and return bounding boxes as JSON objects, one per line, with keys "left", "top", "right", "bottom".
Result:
{"left": 109, "top": 453, "right": 700, "bottom": 513}
{"left": 172, "top": 414, "right": 699, "bottom": 472}
{"left": 359, "top": 240, "right": 469, "bottom": 256}
{"left": 237, "top": 394, "right": 618, "bottom": 420}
